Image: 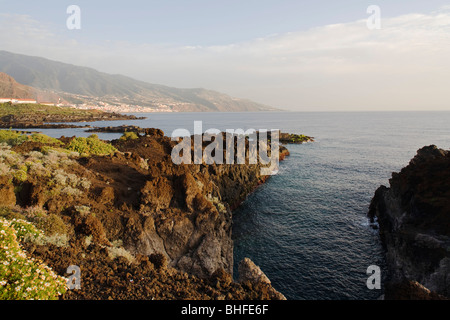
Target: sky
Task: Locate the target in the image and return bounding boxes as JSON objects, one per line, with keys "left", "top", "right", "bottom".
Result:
{"left": 1, "top": 0, "right": 450, "bottom": 111}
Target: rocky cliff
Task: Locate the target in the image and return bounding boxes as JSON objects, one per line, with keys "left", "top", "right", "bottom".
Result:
{"left": 108, "top": 129, "right": 288, "bottom": 279}
{"left": 368, "top": 145, "right": 450, "bottom": 299}
{"left": 0, "top": 128, "right": 288, "bottom": 300}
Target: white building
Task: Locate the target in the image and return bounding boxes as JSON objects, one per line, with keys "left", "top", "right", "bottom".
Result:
{"left": 15, "top": 99, "right": 37, "bottom": 104}
{"left": 0, "top": 98, "right": 39, "bottom": 104}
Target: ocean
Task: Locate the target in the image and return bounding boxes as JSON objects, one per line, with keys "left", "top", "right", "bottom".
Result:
{"left": 24, "top": 111, "right": 450, "bottom": 300}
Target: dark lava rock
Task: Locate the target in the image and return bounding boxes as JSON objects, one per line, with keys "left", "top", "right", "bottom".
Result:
{"left": 368, "top": 145, "right": 450, "bottom": 299}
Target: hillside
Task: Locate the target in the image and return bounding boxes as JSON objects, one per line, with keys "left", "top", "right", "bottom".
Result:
{"left": 0, "top": 72, "right": 35, "bottom": 98}
{"left": 0, "top": 51, "right": 278, "bottom": 112}
{"left": 0, "top": 72, "right": 67, "bottom": 104}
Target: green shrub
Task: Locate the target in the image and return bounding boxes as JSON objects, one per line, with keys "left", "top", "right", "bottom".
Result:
{"left": 119, "top": 132, "right": 139, "bottom": 141}
{"left": 0, "top": 130, "right": 62, "bottom": 147}
{"left": 12, "top": 169, "right": 27, "bottom": 183}
{"left": 0, "top": 207, "right": 26, "bottom": 221}
{"left": 8, "top": 218, "right": 43, "bottom": 242}
{"left": 0, "top": 218, "right": 68, "bottom": 300}
{"left": 65, "top": 135, "right": 117, "bottom": 156}
{"left": 30, "top": 134, "right": 62, "bottom": 146}
{"left": 35, "top": 214, "right": 68, "bottom": 237}
{"left": 0, "top": 130, "right": 29, "bottom": 146}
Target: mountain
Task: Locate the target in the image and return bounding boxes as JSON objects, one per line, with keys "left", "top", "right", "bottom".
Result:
{"left": 0, "top": 71, "right": 35, "bottom": 98}
{"left": 0, "top": 71, "right": 64, "bottom": 103}
{"left": 0, "top": 50, "right": 278, "bottom": 112}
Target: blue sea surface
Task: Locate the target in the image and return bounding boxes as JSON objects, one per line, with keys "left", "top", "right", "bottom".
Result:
{"left": 25, "top": 111, "right": 450, "bottom": 300}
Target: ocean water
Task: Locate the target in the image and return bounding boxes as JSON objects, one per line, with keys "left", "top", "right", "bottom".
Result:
{"left": 24, "top": 111, "right": 450, "bottom": 300}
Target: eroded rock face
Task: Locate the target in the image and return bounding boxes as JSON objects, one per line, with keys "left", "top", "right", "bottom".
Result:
{"left": 238, "top": 257, "right": 272, "bottom": 285}
{"left": 368, "top": 145, "right": 450, "bottom": 299}
{"left": 238, "top": 258, "right": 286, "bottom": 300}
{"left": 1, "top": 128, "right": 288, "bottom": 299}
{"left": 0, "top": 176, "right": 16, "bottom": 207}
{"left": 107, "top": 132, "right": 283, "bottom": 280}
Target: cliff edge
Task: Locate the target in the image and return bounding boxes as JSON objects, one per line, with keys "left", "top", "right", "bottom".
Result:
{"left": 0, "top": 128, "right": 288, "bottom": 300}
{"left": 368, "top": 145, "right": 450, "bottom": 299}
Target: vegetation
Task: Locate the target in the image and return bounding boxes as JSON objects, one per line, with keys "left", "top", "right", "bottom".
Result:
{"left": 0, "top": 217, "right": 68, "bottom": 300}
{"left": 0, "top": 130, "right": 30, "bottom": 146}
{"left": 0, "top": 103, "right": 106, "bottom": 118}
{"left": 29, "top": 133, "right": 63, "bottom": 146}
{"left": 0, "top": 142, "right": 90, "bottom": 198}
{"left": 119, "top": 131, "right": 139, "bottom": 141}
{"left": 65, "top": 134, "right": 117, "bottom": 156}
{"left": 278, "top": 133, "right": 313, "bottom": 144}
{"left": 107, "top": 240, "right": 135, "bottom": 264}
{"left": 0, "top": 130, "right": 62, "bottom": 146}
{"left": 290, "top": 134, "right": 310, "bottom": 143}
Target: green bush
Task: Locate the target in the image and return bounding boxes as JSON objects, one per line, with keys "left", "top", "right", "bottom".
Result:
{"left": 65, "top": 135, "right": 117, "bottom": 156}
{"left": 35, "top": 214, "right": 68, "bottom": 237}
{"left": 119, "top": 132, "right": 139, "bottom": 141}
{"left": 0, "top": 218, "right": 67, "bottom": 300}
{"left": 30, "top": 134, "right": 62, "bottom": 146}
{"left": 12, "top": 169, "right": 27, "bottom": 183}
{"left": 0, "top": 130, "right": 62, "bottom": 147}
{"left": 0, "top": 207, "right": 26, "bottom": 221}
{"left": 8, "top": 218, "right": 42, "bottom": 242}
{"left": 0, "top": 130, "right": 29, "bottom": 146}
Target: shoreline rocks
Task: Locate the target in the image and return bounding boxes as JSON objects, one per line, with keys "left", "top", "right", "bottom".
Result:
{"left": 0, "top": 106, "right": 145, "bottom": 129}
{"left": 279, "top": 132, "right": 314, "bottom": 144}
{"left": 238, "top": 258, "right": 286, "bottom": 300}
{"left": 0, "top": 127, "right": 295, "bottom": 300}
{"left": 368, "top": 145, "right": 450, "bottom": 299}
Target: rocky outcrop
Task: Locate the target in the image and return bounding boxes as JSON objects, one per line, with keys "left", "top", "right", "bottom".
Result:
{"left": 238, "top": 258, "right": 286, "bottom": 300}
{"left": 238, "top": 258, "right": 272, "bottom": 285}
{"left": 279, "top": 132, "right": 314, "bottom": 144}
{"left": 111, "top": 131, "right": 283, "bottom": 279}
{"left": 368, "top": 145, "right": 450, "bottom": 299}
{"left": 1, "top": 128, "right": 289, "bottom": 299}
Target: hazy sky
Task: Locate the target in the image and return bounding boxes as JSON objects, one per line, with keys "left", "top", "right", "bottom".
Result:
{"left": 1, "top": 0, "right": 450, "bottom": 111}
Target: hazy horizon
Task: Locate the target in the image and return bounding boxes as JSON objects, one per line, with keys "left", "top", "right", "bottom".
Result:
{"left": 1, "top": 0, "right": 450, "bottom": 112}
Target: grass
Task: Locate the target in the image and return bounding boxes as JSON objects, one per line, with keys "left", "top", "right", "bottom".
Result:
{"left": 0, "top": 103, "right": 107, "bottom": 118}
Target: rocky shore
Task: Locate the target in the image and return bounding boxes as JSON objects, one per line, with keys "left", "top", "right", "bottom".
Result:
{"left": 368, "top": 145, "right": 450, "bottom": 299}
{"left": 0, "top": 102, "right": 145, "bottom": 129}
{"left": 0, "top": 128, "right": 288, "bottom": 300}
{"left": 86, "top": 125, "right": 147, "bottom": 134}
{"left": 279, "top": 132, "right": 314, "bottom": 144}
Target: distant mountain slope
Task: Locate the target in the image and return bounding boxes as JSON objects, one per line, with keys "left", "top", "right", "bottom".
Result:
{"left": 0, "top": 51, "right": 278, "bottom": 112}
{"left": 0, "top": 71, "right": 63, "bottom": 103}
{"left": 0, "top": 71, "right": 35, "bottom": 98}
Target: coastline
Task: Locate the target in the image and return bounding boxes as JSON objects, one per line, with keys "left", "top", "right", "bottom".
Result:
{"left": 0, "top": 103, "right": 145, "bottom": 130}
{"left": 0, "top": 118, "right": 299, "bottom": 300}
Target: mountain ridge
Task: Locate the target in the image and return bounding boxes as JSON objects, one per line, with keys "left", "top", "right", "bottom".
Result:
{"left": 0, "top": 50, "right": 278, "bottom": 112}
{"left": 0, "top": 71, "right": 65, "bottom": 103}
